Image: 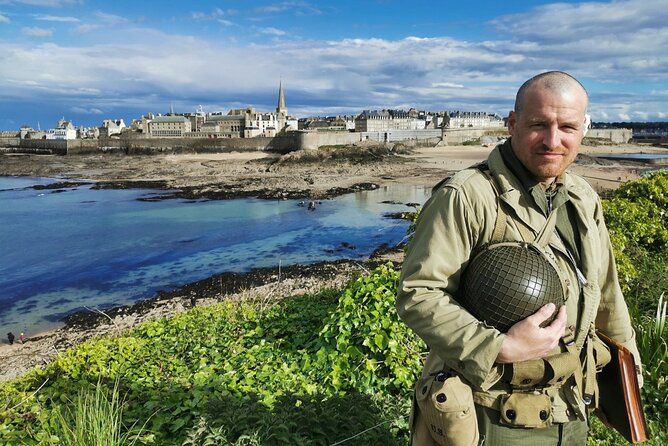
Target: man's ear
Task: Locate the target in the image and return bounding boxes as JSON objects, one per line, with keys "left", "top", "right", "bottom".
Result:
{"left": 507, "top": 111, "right": 517, "bottom": 135}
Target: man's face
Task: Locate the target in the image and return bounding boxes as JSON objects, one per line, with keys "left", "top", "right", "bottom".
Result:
{"left": 507, "top": 85, "right": 588, "bottom": 184}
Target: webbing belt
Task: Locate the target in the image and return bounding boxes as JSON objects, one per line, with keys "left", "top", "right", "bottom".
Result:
{"left": 478, "top": 167, "right": 596, "bottom": 417}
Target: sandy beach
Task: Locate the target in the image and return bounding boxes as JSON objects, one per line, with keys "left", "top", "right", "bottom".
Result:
{"left": 1, "top": 141, "right": 666, "bottom": 381}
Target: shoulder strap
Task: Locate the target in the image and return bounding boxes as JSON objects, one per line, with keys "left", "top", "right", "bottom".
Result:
{"left": 477, "top": 166, "right": 507, "bottom": 243}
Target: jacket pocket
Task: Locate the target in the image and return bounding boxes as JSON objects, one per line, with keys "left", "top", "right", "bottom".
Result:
{"left": 415, "top": 374, "right": 479, "bottom": 446}
{"left": 592, "top": 333, "right": 612, "bottom": 371}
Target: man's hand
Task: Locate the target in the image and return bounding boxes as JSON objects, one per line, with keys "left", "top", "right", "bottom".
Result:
{"left": 496, "top": 303, "right": 567, "bottom": 363}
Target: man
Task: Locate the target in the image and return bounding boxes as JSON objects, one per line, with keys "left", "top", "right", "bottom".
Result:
{"left": 396, "top": 71, "right": 642, "bottom": 445}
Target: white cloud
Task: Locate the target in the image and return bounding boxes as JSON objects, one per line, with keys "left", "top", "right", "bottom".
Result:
{"left": 21, "top": 26, "right": 53, "bottom": 37}
{"left": 259, "top": 27, "right": 286, "bottom": 36}
{"left": 33, "top": 14, "right": 79, "bottom": 22}
{"left": 94, "top": 12, "right": 128, "bottom": 25}
{"left": 191, "top": 8, "right": 225, "bottom": 20}
{"left": 1, "top": 1, "right": 667, "bottom": 121}
{"left": 432, "top": 82, "right": 465, "bottom": 89}
{"left": 71, "top": 106, "right": 103, "bottom": 114}
{"left": 73, "top": 23, "right": 99, "bottom": 34}
{"left": 0, "top": 13, "right": 9, "bottom": 23}
{"left": 255, "top": 1, "right": 322, "bottom": 15}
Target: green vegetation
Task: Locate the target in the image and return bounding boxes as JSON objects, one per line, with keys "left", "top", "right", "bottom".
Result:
{"left": 275, "top": 144, "right": 410, "bottom": 164}
{"left": 461, "top": 137, "right": 481, "bottom": 146}
{"left": 0, "top": 171, "right": 666, "bottom": 445}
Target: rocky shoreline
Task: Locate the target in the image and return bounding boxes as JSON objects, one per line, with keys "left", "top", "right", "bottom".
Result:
{"left": 0, "top": 243, "right": 404, "bottom": 381}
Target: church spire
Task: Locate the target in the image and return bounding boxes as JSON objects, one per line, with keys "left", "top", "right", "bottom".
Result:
{"left": 276, "top": 81, "right": 287, "bottom": 115}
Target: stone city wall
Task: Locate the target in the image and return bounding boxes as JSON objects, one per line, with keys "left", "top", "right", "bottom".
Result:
{"left": 96, "top": 134, "right": 299, "bottom": 155}
{"left": 297, "top": 129, "right": 444, "bottom": 150}
{"left": 0, "top": 127, "right": 634, "bottom": 155}
{"left": 587, "top": 128, "right": 632, "bottom": 144}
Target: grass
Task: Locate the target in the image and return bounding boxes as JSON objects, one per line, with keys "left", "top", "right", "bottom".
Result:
{"left": 46, "top": 379, "right": 152, "bottom": 446}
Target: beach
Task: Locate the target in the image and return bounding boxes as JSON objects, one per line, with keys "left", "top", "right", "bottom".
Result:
{"left": 1, "top": 141, "right": 666, "bottom": 381}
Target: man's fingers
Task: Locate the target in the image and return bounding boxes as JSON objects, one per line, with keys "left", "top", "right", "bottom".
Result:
{"left": 527, "top": 302, "right": 557, "bottom": 325}
{"left": 545, "top": 305, "right": 567, "bottom": 335}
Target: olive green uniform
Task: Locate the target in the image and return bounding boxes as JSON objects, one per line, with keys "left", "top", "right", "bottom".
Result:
{"left": 397, "top": 141, "right": 642, "bottom": 445}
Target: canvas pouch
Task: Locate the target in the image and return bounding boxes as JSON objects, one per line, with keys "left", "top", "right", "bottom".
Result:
{"left": 415, "top": 373, "right": 479, "bottom": 446}
{"left": 499, "top": 393, "right": 553, "bottom": 428}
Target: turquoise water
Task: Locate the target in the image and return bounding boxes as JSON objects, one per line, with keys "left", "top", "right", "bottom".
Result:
{"left": 0, "top": 177, "right": 430, "bottom": 334}
{"left": 592, "top": 153, "right": 668, "bottom": 159}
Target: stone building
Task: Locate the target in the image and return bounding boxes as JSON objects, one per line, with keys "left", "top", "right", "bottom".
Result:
{"left": 148, "top": 115, "right": 192, "bottom": 137}
{"left": 446, "top": 111, "right": 504, "bottom": 128}
{"left": 194, "top": 114, "right": 245, "bottom": 138}
{"left": 299, "top": 116, "right": 354, "bottom": 131}
{"left": 45, "top": 119, "right": 77, "bottom": 140}
{"left": 354, "top": 110, "right": 413, "bottom": 132}
{"left": 101, "top": 119, "right": 126, "bottom": 136}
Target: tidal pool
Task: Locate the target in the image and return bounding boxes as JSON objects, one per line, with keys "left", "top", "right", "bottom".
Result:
{"left": 0, "top": 177, "right": 430, "bottom": 333}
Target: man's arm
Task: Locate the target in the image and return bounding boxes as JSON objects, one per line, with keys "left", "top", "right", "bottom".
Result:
{"left": 593, "top": 198, "right": 643, "bottom": 386}
{"left": 396, "top": 184, "right": 506, "bottom": 390}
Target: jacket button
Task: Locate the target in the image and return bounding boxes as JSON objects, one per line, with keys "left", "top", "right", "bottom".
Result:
{"left": 521, "top": 378, "right": 532, "bottom": 385}
{"left": 436, "top": 393, "right": 447, "bottom": 403}
{"left": 539, "top": 410, "right": 548, "bottom": 421}
{"left": 506, "top": 409, "right": 516, "bottom": 420}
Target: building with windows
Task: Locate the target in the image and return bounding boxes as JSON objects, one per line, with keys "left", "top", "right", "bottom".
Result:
{"left": 148, "top": 116, "right": 192, "bottom": 137}
{"left": 45, "top": 119, "right": 77, "bottom": 140}
{"left": 354, "top": 110, "right": 414, "bottom": 132}
{"left": 446, "top": 111, "right": 504, "bottom": 128}
{"left": 194, "top": 114, "right": 246, "bottom": 138}
{"left": 101, "top": 119, "right": 126, "bottom": 136}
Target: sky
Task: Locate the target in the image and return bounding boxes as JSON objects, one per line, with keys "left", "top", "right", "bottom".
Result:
{"left": 0, "top": 0, "right": 666, "bottom": 130}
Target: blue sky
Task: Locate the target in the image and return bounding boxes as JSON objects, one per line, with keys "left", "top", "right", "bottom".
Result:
{"left": 0, "top": 0, "right": 666, "bottom": 130}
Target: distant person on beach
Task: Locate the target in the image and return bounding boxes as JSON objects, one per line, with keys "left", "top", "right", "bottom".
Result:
{"left": 19, "top": 332, "right": 25, "bottom": 344}
{"left": 397, "top": 71, "right": 641, "bottom": 445}
{"left": 7, "top": 332, "right": 15, "bottom": 345}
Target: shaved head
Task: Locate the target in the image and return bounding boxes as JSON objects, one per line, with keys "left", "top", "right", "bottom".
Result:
{"left": 514, "top": 71, "right": 588, "bottom": 116}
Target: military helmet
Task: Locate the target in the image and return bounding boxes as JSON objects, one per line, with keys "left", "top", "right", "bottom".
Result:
{"left": 459, "top": 242, "right": 564, "bottom": 333}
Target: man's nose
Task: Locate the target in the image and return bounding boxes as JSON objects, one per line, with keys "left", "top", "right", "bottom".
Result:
{"left": 543, "top": 126, "right": 561, "bottom": 150}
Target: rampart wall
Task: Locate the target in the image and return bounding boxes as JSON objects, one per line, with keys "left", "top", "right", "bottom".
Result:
{"left": 93, "top": 134, "right": 298, "bottom": 155}
{"left": 587, "top": 128, "right": 632, "bottom": 144}
{"left": 0, "top": 128, "right": 634, "bottom": 155}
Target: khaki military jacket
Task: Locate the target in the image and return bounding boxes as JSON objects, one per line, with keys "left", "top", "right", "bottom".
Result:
{"left": 397, "top": 144, "right": 641, "bottom": 423}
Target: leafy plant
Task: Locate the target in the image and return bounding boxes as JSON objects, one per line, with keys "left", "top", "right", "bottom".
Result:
{"left": 318, "top": 263, "right": 426, "bottom": 394}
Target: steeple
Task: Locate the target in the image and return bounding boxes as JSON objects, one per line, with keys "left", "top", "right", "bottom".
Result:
{"left": 276, "top": 81, "right": 287, "bottom": 115}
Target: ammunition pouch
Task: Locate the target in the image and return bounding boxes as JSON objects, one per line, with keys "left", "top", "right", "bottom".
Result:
{"left": 415, "top": 372, "right": 479, "bottom": 446}
{"left": 507, "top": 352, "right": 580, "bottom": 389}
{"left": 499, "top": 393, "right": 553, "bottom": 428}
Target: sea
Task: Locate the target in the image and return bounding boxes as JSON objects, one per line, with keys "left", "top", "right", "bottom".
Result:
{"left": 0, "top": 176, "right": 431, "bottom": 334}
